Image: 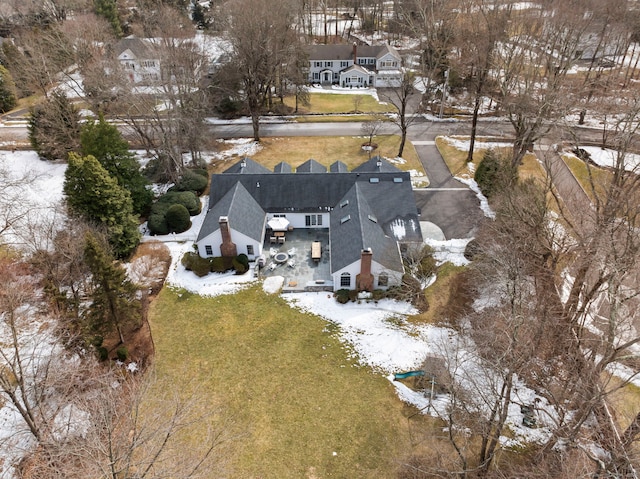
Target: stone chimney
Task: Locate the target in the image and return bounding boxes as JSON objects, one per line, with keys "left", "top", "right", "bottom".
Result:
{"left": 356, "top": 248, "right": 374, "bottom": 292}
{"left": 352, "top": 42, "right": 357, "bottom": 64}
{"left": 219, "top": 216, "right": 237, "bottom": 257}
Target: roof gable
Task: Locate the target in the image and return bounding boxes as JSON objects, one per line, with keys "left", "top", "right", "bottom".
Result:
{"left": 297, "top": 159, "right": 327, "bottom": 173}
{"left": 197, "top": 182, "right": 265, "bottom": 242}
{"left": 330, "top": 161, "right": 348, "bottom": 173}
{"left": 330, "top": 183, "right": 403, "bottom": 272}
{"left": 274, "top": 161, "right": 292, "bottom": 173}
{"left": 352, "top": 156, "right": 403, "bottom": 173}
{"left": 223, "top": 157, "right": 272, "bottom": 174}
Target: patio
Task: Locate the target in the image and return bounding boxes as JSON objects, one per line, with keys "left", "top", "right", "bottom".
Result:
{"left": 258, "top": 228, "right": 333, "bottom": 292}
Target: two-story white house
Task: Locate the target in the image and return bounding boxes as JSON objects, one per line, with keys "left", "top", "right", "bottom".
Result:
{"left": 115, "top": 36, "right": 161, "bottom": 84}
{"left": 308, "top": 43, "right": 403, "bottom": 88}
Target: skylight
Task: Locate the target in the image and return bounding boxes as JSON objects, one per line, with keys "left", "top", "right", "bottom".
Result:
{"left": 340, "top": 215, "right": 351, "bottom": 224}
{"left": 369, "top": 178, "right": 379, "bottom": 183}
{"left": 340, "top": 199, "right": 349, "bottom": 208}
{"left": 393, "top": 177, "right": 403, "bottom": 183}
{"left": 368, "top": 214, "right": 378, "bottom": 223}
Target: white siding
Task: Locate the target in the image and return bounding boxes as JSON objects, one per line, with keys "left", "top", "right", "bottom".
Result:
{"left": 197, "top": 228, "right": 263, "bottom": 261}
{"left": 332, "top": 259, "right": 402, "bottom": 291}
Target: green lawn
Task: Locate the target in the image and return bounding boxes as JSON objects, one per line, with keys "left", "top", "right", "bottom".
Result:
{"left": 284, "top": 92, "right": 396, "bottom": 114}
{"left": 148, "top": 285, "right": 435, "bottom": 478}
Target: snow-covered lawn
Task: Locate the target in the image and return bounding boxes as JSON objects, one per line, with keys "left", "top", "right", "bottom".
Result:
{"left": 569, "top": 146, "right": 640, "bottom": 173}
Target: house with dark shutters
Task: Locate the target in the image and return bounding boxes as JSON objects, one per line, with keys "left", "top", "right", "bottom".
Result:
{"left": 195, "top": 157, "right": 423, "bottom": 292}
{"left": 307, "top": 43, "right": 403, "bottom": 88}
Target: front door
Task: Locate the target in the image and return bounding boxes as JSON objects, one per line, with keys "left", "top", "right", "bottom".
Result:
{"left": 323, "top": 71, "right": 330, "bottom": 83}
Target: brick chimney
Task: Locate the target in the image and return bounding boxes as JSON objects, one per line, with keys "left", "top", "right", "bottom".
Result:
{"left": 356, "top": 248, "right": 374, "bottom": 292}
{"left": 219, "top": 216, "right": 237, "bottom": 257}
{"left": 352, "top": 42, "right": 357, "bottom": 64}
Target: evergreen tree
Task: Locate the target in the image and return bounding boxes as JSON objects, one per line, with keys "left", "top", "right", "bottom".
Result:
{"left": 0, "top": 65, "right": 17, "bottom": 113}
{"left": 64, "top": 153, "right": 141, "bottom": 258}
{"left": 83, "top": 232, "right": 141, "bottom": 346}
{"left": 80, "top": 115, "right": 153, "bottom": 216}
{"left": 28, "top": 91, "right": 81, "bottom": 161}
{"left": 94, "top": 0, "right": 123, "bottom": 37}
{"left": 191, "top": 0, "right": 210, "bottom": 29}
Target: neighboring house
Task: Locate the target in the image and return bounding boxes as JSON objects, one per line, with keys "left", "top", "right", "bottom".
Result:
{"left": 196, "top": 157, "right": 423, "bottom": 292}
{"left": 115, "top": 36, "right": 161, "bottom": 84}
{"left": 308, "top": 43, "right": 403, "bottom": 88}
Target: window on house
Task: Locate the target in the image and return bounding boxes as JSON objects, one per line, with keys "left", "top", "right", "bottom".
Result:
{"left": 350, "top": 75, "right": 359, "bottom": 83}
{"left": 325, "top": 61, "right": 333, "bottom": 67}
{"left": 368, "top": 58, "right": 375, "bottom": 64}
{"left": 313, "top": 72, "right": 319, "bottom": 80}
{"left": 205, "top": 245, "right": 213, "bottom": 256}
{"left": 340, "top": 61, "right": 348, "bottom": 68}
{"left": 340, "top": 272, "right": 351, "bottom": 287}
{"left": 314, "top": 61, "right": 322, "bottom": 67}
{"left": 358, "top": 58, "right": 365, "bottom": 64}
{"left": 378, "top": 272, "right": 388, "bottom": 287}
{"left": 247, "top": 245, "right": 254, "bottom": 255}
{"left": 305, "top": 214, "right": 322, "bottom": 226}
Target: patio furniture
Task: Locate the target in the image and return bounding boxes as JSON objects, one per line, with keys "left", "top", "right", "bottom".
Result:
{"left": 311, "top": 241, "right": 322, "bottom": 263}
{"left": 287, "top": 259, "right": 296, "bottom": 268}
{"left": 270, "top": 236, "right": 278, "bottom": 244}
{"left": 287, "top": 247, "right": 296, "bottom": 256}
{"left": 274, "top": 252, "right": 289, "bottom": 264}
{"left": 267, "top": 262, "right": 277, "bottom": 271}
{"left": 269, "top": 247, "right": 278, "bottom": 257}
{"left": 278, "top": 237, "right": 286, "bottom": 244}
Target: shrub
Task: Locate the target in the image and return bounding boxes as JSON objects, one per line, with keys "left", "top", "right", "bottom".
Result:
{"left": 210, "top": 256, "right": 225, "bottom": 272}
{"left": 182, "top": 252, "right": 212, "bottom": 277}
{"left": 232, "top": 256, "right": 248, "bottom": 274}
{"left": 348, "top": 290, "right": 359, "bottom": 302}
{"left": 166, "top": 204, "right": 191, "bottom": 233}
{"left": 170, "top": 169, "right": 209, "bottom": 196}
{"left": 147, "top": 212, "right": 169, "bottom": 235}
{"left": 372, "top": 289, "right": 386, "bottom": 301}
{"left": 236, "top": 253, "right": 249, "bottom": 268}
{"left": 474, "top": 149, "right": 502, "bottom": 198}
{"left": 116, "top": 346, "right": 128, "bottom": 361}
{"left": 96, "top": 346, "right": 109, "bottom": 361}
{"left": 159, "top": 191, "right": 201, "bottom": 215}
{"left": 335, "top": 289, "right": 350, "bottom": 304}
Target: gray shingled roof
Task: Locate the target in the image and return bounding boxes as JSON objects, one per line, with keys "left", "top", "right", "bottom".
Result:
{"left": 330, "top": 161, "right": 348, "bottom": 173}
{"left": 352, "top": 156, "right": 403, "bottom": 173}
{"left": 296, "top": 159, "right": 327, "bottom": 173}
{"left": 308, "top": 44, "right": 401, "bottom": 61}
{"left": 197, "top": 182, "right": 265, "bottom": 242}
{"left": 222, "top": 157, "right": 272, "bottom": 174}
{"left": 342, "top": 64, "right": 373, "bottom": 75}
{"left": 274, "top": 161, "right": 292, "bottom": 173}
{"left": 329, "top": 183, "right": 403, "bottom": 273}
{"left": 202, "top": 158, "right": 421, "bottom": 274}
{"left": 115, "top": 36, "right": 154, "bottom": 59}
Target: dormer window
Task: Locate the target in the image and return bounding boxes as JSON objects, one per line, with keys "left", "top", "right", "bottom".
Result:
{"left": 340, "top": 200, "right": 349, "bottom": 208}
{"left": 340, "top": 215, "right": 351, "bottom": 224}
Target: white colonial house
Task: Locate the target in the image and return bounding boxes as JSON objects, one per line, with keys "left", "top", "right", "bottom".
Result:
{"left": 308, "top": 43, "right": 403, "bottom": 88}
{"left": 115, "top": 36, "right": 161, "bottom": 84}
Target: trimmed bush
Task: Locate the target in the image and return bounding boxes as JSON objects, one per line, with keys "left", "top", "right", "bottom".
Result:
{"left": 96, "top": 346, "right": 109, "bottom": 361}
{"left": 182, "top": 252, "right": 212, "bottom": 277}
{"left": 116, "top": 346, "right": 128, "bottom": 361}
{"left": 166, "top": 204, "right": 191, "bottom": 233}
{"left": 232, "top": 256, "right": 248, "bottom": 274}
{"left": 170, "top": 169, "right": 209, "bottom": 196}
{"left": 148, "top": 212, "right": 169, "bottom": 235}
{"left": 371, "top": 289, "right": 386, "bottom": 301}
{"left": 335, "top": 289, "right": 350, "bottom": 304}
{"left": 159, "top": 191, "right": 201, "bottom": 215}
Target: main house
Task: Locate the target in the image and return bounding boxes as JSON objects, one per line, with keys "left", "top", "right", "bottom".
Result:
{"left": 195, "top": 157, "right": 423, "bottom": 292}
{"left": 307, "top": 43, "right": 403, "bottom": 88}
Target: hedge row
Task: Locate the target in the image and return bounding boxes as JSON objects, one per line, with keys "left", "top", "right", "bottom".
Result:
{"left": 182, "top": 252, "right": 250, "bottom": 277}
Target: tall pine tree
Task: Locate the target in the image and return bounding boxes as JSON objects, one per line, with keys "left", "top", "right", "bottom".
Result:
{"left": 0, "top": 65, "right": 17, "bottom": 113}
{"left": 83, "top": 232, "right": 141, "bottom": 346}
{"left": 80, "top": 115, "right": 153, "bottom": 216}
{"left": 64, "top": 153, "right": 140, "bottom": 258}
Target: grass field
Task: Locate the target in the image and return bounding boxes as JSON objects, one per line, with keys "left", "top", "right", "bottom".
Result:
{"left": 434, "top": 136, "right": 544, "bottom": 182}
{"left": 561, "top": 153, "right": 610, "bottom": 201}
{"left": 148, "top": 285, "right": 438, "bottom": 478}
{"left": 284, "top": 92, "right": 396, "bottom": 115}
{"left": 212, "top": 135, "right": 425, "bottom": 177}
